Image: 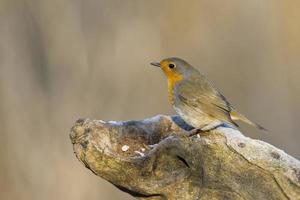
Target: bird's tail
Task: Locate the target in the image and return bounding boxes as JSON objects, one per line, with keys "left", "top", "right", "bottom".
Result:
{"left": 230, "top": 110, "right": 268, "bottom": 131}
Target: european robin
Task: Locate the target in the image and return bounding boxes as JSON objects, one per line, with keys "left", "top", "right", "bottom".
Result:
{"left": 150, "top": 57, "right": 266, "bottom": 131}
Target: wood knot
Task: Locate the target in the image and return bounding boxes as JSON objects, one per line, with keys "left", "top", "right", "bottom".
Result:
{"left": 270, "top": 151, "right": 280, "bottom": 160}
{"left": 293, "top": 168, "right": 300, "bottom": 183}
{"left": 85, "top": 127, "right": 92, "bottom": 133}
{"left": 76, "top": 118, "right": 85, "bottom": 125}
{"left": 81, "top": 140, "right": 89, "bottom": 149}
{"left": 238, "top": 142, "right": 246, "bottom": 148}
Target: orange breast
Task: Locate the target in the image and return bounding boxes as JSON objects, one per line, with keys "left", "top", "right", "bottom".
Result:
{"left": 167, "top": 74, "right": 183, "bottom": 105}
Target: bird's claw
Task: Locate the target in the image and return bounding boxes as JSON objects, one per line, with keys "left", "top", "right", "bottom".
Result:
{"left": 187, "top": 128, "right": 210, "bottom": 137}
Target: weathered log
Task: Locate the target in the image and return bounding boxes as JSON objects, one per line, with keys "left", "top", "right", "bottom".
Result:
{"left": 70, "top": 115, "right": 300, "bottom": 200}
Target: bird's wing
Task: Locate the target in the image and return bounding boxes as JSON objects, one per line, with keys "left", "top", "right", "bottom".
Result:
{"left": 177, "top": 78, "right": 237, "bottom": 126}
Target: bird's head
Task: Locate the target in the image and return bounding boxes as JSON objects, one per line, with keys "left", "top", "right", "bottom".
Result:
{"left": 150, "top": 57, "right": 197, "bottom": 81}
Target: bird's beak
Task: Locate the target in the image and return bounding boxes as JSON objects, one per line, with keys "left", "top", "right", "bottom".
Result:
{"left": 150, "top": 62, "right": 161, "bottom": 67}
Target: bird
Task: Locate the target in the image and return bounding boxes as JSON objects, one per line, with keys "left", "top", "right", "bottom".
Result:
{"left": 150, "top": 57, "right": 266, "bottom": 132}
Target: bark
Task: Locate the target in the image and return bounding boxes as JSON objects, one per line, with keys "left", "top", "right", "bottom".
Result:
{"left": 70, "top": 115, "right": 300, "bottom": 200}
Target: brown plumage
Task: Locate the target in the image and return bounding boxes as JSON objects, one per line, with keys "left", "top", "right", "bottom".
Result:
{"left": 151, "top": 57, "right": 267, "bottom": 131}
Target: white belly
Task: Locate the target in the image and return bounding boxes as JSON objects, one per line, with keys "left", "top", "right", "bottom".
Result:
{"left": 173, "top": 105, "right": 222, "bottom": 130}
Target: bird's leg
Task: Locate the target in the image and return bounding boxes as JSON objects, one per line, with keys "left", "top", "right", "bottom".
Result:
{"left": 187, "top": 128, "right": 210, "bottom": 137}
{"left": 187, "top": 124, "right": 224, "bottom": 137}
{"left": 175, "top": 124, "right": 223, "bottom": 139}
{"left": 172, "top": 128, "right": 210, "bottom": 141}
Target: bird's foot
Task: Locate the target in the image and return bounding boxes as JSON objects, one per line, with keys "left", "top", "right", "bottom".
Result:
{"left": 172, "top": 128, "right": 211, "bottom": 140}
{"left": 187, "top": 128, "right": 210, "bottom": 137}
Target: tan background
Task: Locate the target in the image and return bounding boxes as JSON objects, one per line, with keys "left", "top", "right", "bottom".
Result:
{"left": 0, "top": 0, "right": 299, "bottom": 199}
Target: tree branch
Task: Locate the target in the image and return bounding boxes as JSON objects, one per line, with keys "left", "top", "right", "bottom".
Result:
{"left": 70, "top": 115, "right": 300, "bottom": 200}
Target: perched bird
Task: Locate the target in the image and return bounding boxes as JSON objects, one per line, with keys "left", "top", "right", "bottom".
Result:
{"left": 150, "top": 57, "right": 266, "bottom": 131}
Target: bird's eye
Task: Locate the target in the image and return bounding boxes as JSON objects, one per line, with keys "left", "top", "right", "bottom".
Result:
{"left": 169, "top": 63, "right": 175, "bottom": 69}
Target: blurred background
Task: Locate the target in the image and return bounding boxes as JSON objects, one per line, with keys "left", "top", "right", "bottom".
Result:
{"left": 0, "top": 0, "right": 299, "bottom": 199}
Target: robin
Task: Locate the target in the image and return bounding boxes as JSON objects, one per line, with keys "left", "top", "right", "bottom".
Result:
{"left": 150, "top": 57, "right": 266, "bottom": 132}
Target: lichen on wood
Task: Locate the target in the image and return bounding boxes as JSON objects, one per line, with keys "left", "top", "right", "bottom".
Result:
{"left": 70, "top": 115, "right": 300, "bottom": 200}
